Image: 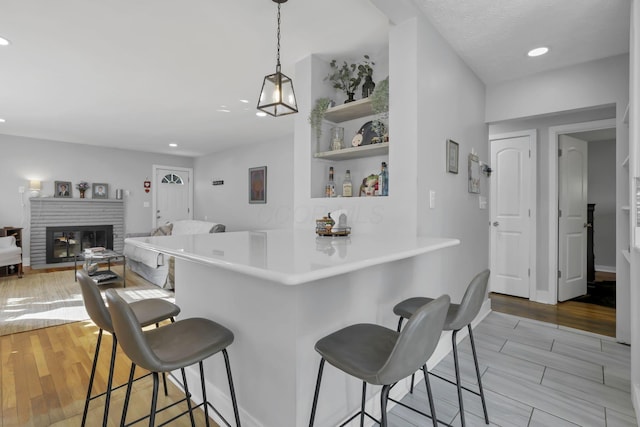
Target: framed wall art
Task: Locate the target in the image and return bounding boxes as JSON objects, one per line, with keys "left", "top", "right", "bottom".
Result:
{"left": 54, "top": 181, "right": 72, "bottom": 198}
{"left": 92, "top": 183, "right": 109, "bottom": 199}
{"left": 249, "top": 166, "right": 267, "bottom": 204}
{"left": 468, "top": 153, "right": 480, "bottom": 194}
{"left": 447, "top": 139, "right": 459, "bottom": 174}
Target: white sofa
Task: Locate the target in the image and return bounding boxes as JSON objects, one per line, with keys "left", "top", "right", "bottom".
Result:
{"left": 124, "top": 220, "right": 225, "bottom": 288}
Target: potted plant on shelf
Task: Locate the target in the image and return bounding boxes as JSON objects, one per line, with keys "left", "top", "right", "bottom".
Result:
{"left": 358, "top": 55, "right": 376, "bottom": 98}
{"left": 325, "top": 59, "right": 362, "bottom": 103}
{"left": 308, "top": 97, "right": 333, "bottom": 150}
{"left": 370, "top": 76, "right": 389, "bottom": 142}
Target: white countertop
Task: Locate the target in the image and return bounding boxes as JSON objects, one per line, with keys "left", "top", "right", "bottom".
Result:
{"left": 126, "top": 229, "right": 460, "bottom": 285}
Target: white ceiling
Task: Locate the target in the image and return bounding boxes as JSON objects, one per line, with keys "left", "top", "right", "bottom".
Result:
{"left": 416, "top": 0, "right": 630, "bottom": 84}
{"left": 0, "top": 0, "right": 630, "bottom": 157}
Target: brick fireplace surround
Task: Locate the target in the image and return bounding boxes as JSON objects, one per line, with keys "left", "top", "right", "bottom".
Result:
{"left": 30, "top": 198, "right": 124, "bottom": 268}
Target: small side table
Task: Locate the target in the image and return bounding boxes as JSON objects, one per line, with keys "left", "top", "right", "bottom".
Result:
{"left": 75, "top": 250, "right": 126, "bottom": 287}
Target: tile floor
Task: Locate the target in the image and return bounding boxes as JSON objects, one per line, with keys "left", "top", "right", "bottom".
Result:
{"left": 388, "top": 312, "right": 637, "bottom": 427}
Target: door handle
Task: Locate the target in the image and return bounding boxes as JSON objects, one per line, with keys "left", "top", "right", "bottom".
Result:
{"left": 492, "top": 221, "right": 499, "bottom": 227}
{"left": 156, "top": 216, "right": 161, "bottom": 219}
{"left": 584, "top": 223, "right": 592, "bottom": 228}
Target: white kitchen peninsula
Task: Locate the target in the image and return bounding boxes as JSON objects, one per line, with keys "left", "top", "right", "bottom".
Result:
{"left": 126, "top": 229, "right": 460, "bottom": 427}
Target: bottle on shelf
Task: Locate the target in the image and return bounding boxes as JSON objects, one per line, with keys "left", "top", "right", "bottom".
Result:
{"left": 379, "top": 162, "right": 389, "bottom": 196}
{"left": 325, "top": 167, "right": 336, "bottom": 198}
{"left": 342, "top": 169, "right": 353, "bottom": 197}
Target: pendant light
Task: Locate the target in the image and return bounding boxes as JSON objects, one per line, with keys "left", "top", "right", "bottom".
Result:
{"left": 257, "top": 0, "right": 298, "bottom": 117}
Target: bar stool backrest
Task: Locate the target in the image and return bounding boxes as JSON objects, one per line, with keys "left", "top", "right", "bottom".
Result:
{"left": 448, "top": 269, "right": 490, "bottom": 331}
{"left": 105, "top": 289, "right": 163, "bottom": 372}
{"left": 377, "top": 294, "right": 450, "bottom": 385}
{"left": 77, "top": 270, "right": 113, "bottom": 332}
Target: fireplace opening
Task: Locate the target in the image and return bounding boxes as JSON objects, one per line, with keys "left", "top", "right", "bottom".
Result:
{"left": 46, "top": 225, "right": 114, "bottom": 264}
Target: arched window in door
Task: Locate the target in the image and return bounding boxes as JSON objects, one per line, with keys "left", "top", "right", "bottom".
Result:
{"left": 161, "top": 173, "right": 183, "bottom": 185}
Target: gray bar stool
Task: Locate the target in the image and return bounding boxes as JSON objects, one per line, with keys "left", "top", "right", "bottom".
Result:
{"left": 105, "top": 288, "right": 241, "bottom": 427}
{"left": 309, "top": 294, "right": 450, "bottom": 427}
{"left": 77, "top": 269, "right": 180, "bottom": 427}
{"left": 393, "top": 269, "right": 490, "bottom": 427}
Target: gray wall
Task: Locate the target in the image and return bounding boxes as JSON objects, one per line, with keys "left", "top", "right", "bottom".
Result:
{"left": 193, "top": 137, "right": 294, "bottom": 231}
{"left": 0, "top": 134, "right": 194, "bottom": 264}
{"left": 588, "top": 139, "right": 617, "bottom": 270}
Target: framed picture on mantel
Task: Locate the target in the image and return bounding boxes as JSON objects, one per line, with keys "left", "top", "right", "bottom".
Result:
{"left": 93, "top": 183, "right": 108, "bottom": 199}
{"left": 54, "top": 181, "right": 72, "bottom": 198}
{"left": 249, "top": 166, "right": 267, "bottom": 204}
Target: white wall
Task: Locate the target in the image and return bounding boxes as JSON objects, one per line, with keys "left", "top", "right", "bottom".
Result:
{"left": 193, "top": 137, "right": 294, "bottom": 231}
{"left": 0, "top": 134, "right": 193, "bottom": 264}
{"left": 486, "top": 55, "right": 629, "bottom": 123}
{"left": 588, "top": 140, "right": 617, "bottom": 270}
{"left": 410, "top": 14, "right": 490, "bottom": 298}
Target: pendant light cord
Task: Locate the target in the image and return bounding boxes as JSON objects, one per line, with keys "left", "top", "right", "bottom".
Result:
{"left": 276, "top": 2, "right": 281, "bottom": 70}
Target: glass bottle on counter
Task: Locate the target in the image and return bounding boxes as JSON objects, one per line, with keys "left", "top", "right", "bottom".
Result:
{"left": 325, "top": 166, "right": 336, "bottom": 198}
{"left": 379, "top": 162, "right": 389, "bottom": 196}
{"left": 342, "top": 169, "right": 352, "bottom": 197}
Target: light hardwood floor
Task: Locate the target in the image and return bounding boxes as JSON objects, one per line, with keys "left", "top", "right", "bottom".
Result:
{"left": 490, "top": 271, "right": 617, "bottom": 337}
{"left": 0, "top": 267, "right": 220, "bottom": 427}
{"left": 0, "top": 318, "right": 221, "bottom": 427}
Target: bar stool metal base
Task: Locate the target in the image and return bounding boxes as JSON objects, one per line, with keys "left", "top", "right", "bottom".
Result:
{"left": 120, "top": 350, "right": 240, "bottom": 427}
{"left": 310, "top": 358, "right": 439, "bottom": 427}
{"left": 397, "top": 322, "right": 489, "bottom": 427}
{"left": 81, "top": 328, "right": 172, "bottom": 427}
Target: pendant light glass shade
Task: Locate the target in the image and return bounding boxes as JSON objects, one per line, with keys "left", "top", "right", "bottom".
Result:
{"left": 257, "top": 0, "right": 298, "bottom": 117}
{"left": 258, "top": 65, "right": 298, "bottom": 116}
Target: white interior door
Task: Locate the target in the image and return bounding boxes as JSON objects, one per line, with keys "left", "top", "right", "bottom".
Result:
{"left": 154, "top": 167, "right": 193, "bottom": 227}
{"left": 557, "top": 135, "right": 588, "bottom": 302}
{"left": 490, "top": 135, "right": 531, "bottom": 298}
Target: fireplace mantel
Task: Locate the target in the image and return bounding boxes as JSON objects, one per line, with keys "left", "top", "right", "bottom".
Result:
{"left": 30, "top": 198, "right": 124, "bottom": 267}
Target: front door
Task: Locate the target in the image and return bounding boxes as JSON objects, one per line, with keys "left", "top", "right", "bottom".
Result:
{"left": 154, "top": 167, "right": 193, "bottom": 228}
{"left": 490, "top": 135, "right": 531, "bottom": 298}
{"left": 557, "top": 135, "right": 588, "bottom": 301}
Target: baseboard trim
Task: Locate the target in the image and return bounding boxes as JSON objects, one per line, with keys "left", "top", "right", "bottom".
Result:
{"left": 532, "top": 289, "right": 555, "bottom": 305}
{"left": 170, "top": 366, "right": 262, "bottom": 427}
{"left": 595, "top": 265, "right": 616, "bottom": 274}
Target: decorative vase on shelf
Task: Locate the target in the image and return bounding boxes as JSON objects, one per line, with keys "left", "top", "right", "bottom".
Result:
{"left": 330, "top": 127, "right": 345, "bottom": 151}
{"left": 345, "top": 92, "right": 356, "bottom": 103}
{"left": 362, "top": 75, "right": 375, "bottom": 98}
{"left": 80, "top": 190, "right": 86, "bottom": 199}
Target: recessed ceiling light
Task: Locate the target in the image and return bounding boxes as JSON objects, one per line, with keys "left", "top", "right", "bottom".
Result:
{"left": 169, "top": 143, "right": 178, "bottom": 147}
{"left": 527, "top": 47, "right": 549, "bottom": 57}
{"left": 0, "top": 118, "right": 5, "bottom": 123}
{"left": 240, "top": 99, "right": 250, "bottom": 104}
{"left": 0, "top": 37, "right": 10, "bottom": 46}
{"left": 256, "top": 112, "right": 267, "bottom": 117}
{"left": 216, "top": 109, "right": 231, "bottom": 113}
